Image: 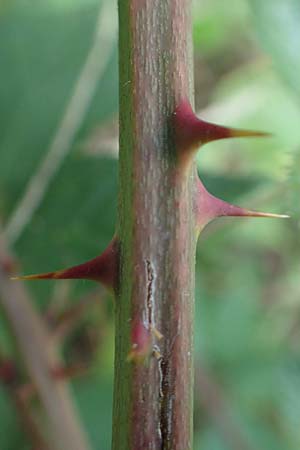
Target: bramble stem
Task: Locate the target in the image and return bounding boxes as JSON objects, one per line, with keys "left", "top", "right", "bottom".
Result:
{"left": 112, "top": 1, "right": 196, "bottom": 449}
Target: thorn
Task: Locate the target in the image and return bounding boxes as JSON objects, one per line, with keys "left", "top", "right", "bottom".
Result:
{"left": 12, "top": 236, "right": 119, "bottom": 290}
{"left": 173, "top": 99, "right": 270, "bottom": 163}
{"left": 196, "top": 177, "right": 289, "bottom": 231}
{"left": 127, "top": 319, "right": 152, "bottom": 364}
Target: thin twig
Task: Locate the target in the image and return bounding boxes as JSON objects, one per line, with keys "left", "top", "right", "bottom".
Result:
{"left": 50, "top": 287, "right": 104, "bottom": 344}
{"left": 5, "top": 0, "right": 117, "bottom": 245}
{"left": 0, "top": 234, "right": 91, "bottom": 450}
{"left": 0, "top": 353, "right": 51, "bottom": 450}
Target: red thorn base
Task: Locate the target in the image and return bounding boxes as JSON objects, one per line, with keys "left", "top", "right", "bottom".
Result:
{"left": 195, "top": 178, "right": 289, "bottom": 232}
{"left": 173, "top": 99, "right": 269, "bottom": 164}
{"left": 12, "top": 237, "right": 119, "bottom": 290}
{"left": 127, "top": 319, "right": 152, "bottom": 364}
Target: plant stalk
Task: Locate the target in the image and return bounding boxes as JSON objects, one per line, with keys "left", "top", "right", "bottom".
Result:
{"left": 113, "top": 1, "right": 196, "bottom": 449}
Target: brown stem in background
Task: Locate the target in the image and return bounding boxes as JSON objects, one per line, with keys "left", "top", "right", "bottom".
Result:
{"left": 0, "top": 234, "right": 91, "bottom": 450}
{"left": 0, "top": 354, "right": 51, "bottom": 450}
{"left": 49, "top": 287, "right": 104, "bottom": 344}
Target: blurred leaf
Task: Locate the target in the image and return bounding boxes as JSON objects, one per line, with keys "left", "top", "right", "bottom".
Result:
{"left": 0, "top": 1, "right": 118, "bottom": 220}
{"left": 0, "top": 312, "right": 16, "bottom": 355}
{"left": 72, "top": 375, "right": 113, "bottom": 450}
{"left": 200, "top": 172, "right": 269, "bottom": 203}
{"left": 278, "top": 367, "right": 300, "bottom": 447}
{"left": 15, "top": 155, "right": 117, "bottom": 304}
{"left": 193, "top": 0, "right": 249, "bottom": 55}
{"left": 288, "top": 147, "right": 300, "bottom": 220}
{"left": 241, "top": 417, "right": 286, "bottom": 450}
{"left": 0, "top": 387, "right": 30, "bottom": 450}
{"left": 249, "top": 0, "right": 300, "bottom": 98}
{"left": 195, "top": 427, "right": 230, "bottom": 450}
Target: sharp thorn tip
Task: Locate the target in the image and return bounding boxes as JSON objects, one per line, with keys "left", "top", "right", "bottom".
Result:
{"left": 230, "top": 130, "right": 272, "bottom": 139}
{"left": 245, "top": 210, "right": 290, "bottom": 219}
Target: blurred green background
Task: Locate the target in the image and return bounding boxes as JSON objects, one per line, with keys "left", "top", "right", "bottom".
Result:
{"left": 0, "top": 0, "right": 299, "bottom": 449}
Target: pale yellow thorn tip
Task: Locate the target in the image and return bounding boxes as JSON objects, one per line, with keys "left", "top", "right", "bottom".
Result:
{"left": 244, "top": 210, "right": 290, "bottom": 219}
{"left": 230, "top": 129, "right": 272, "bottom": 139}
{"left": 10, "top": 274, "right": 45, "bottom": 281}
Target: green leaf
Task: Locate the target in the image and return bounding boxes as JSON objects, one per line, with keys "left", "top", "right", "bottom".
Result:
{"left": 200, "top": 172, "right": 269, "bottom": 203}
{"left": 249, "top": 0, "right": 300, "bottom": 97}
{"left": 288, "top": 147, "right": 300, "bottom": 220}
{"left": 192, "top": 0, "right": 249, "bottom": 53}
{"left": 0, "top": 2, "right": 118, "bottom": 220}
{"left": 0, "top": 387, "right": 30, "bottom": 450}
{"left": 72, "top": 375, "right": 113, "bottom": 450}
{"left": 15, "top": 155, "right": 117, "bottom": 304}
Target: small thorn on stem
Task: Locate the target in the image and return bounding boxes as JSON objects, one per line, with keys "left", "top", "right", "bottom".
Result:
{"left": 196, "top": 177, "right": 289, "bottom": 231}
{"left": 11, "top": 237, "right": 119, "bottom": 290}
{"left": 127, "top": 319, "right": 152, "bottom": 364}
{"left": 173, "top": 99, "right": 270, "bottom": 166}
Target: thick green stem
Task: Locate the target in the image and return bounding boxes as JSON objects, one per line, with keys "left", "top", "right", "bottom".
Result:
{"left": 113, "top": 1, "right": 196, "bottom": 449}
